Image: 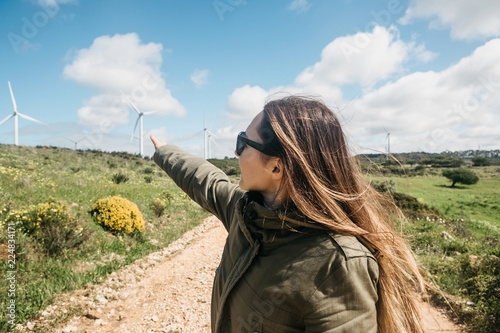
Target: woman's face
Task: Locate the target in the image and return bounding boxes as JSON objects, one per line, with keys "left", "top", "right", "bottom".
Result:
{"left": 236, "top": 112, "right": 277, "bottom": 193}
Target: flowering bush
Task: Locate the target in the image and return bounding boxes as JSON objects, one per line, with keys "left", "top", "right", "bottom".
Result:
{"left": 151, "top": 199, "right": 166, "bottom": 217}
{"left": 91, "top": 196, "right": 144, "bottom": 234}
{"left": 6, "top": 199, "right": 89, "bottom": 255}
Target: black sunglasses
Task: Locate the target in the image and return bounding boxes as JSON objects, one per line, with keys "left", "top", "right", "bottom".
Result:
{"left": 236, "top": 131, "right": 279, "bottom": 157}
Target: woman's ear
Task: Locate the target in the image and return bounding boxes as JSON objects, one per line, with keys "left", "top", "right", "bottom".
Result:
{"left": 270, "top": 158, "right": 283, "bottom": 181}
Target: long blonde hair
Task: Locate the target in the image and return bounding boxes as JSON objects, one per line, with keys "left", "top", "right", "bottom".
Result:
{"left": 259, "top": 96, "right": 426, "bottom": 333}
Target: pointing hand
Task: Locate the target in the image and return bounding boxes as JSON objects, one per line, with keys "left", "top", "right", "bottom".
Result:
{"left": 150, "top": 135, "right": 166, "bottom": 151}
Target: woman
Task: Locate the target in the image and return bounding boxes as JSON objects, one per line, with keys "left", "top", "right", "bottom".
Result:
{"left": 151, "top": 96, "right": 426, "bottom": 333}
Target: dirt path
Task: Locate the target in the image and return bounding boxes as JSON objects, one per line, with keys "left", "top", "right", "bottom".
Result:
{"left": 18, "top": 216, "right": 461, "bottom": 332}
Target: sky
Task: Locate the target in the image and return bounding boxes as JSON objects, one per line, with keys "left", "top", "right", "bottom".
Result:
{"left": 0, "top": 0, "right": 499, "bottom": 158}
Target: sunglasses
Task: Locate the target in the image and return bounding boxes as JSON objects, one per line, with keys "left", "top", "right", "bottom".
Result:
{"left": 236, "top": 131, "right": 279, "bottom": 157}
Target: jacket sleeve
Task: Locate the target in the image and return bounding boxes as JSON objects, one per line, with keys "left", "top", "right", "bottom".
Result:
{"left": 303, "top": 256, "right": 379, "bottom": 333}
{"left": 153, "top": 144, "right": 245, "bottom": 231}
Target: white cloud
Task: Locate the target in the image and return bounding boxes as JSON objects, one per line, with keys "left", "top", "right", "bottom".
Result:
{"left": 295, "top": 26, "right": 409, "bottom": 87}
{"left": 76, "top": 94, "right": 130, "bottom": 133}
{"left": 408, "top": 37, "right": 437, "bottom": 63}
{"left": 63, "top": 33, "right": 187, "bottom": 131}
{"left": 222, "top": 27, "right": 500, "bottom": 154}
{"left": 400, "top": 0, "right": 500, "bottom": 40}
{"left": 223, "top": 26, "right": 428, "bottom": 126}
{"left": 190, "top": 69, "right": 210, "bottom": 88}
{"left": 345, "top": 38, "right": 500, "bottom": 152}
{"left": 287, "top": 0, "right": 311, "bottom": 13}
{"left": 148, "top": 126, "right": 176, "bottom": 146}
{"left": 224, "top": 85, "right": 269, "bottom": 122}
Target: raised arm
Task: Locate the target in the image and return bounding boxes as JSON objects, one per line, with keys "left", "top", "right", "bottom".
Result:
{"left": 151, "top": 136, "right": 244, "bottom": 231}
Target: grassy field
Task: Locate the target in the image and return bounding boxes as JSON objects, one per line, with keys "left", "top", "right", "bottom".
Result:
{"left": 368, "top": 166, "right": 499, "bottom": 332}
{"left": 368, "top": 168, "right": 500, "bottom": 231}
{"left": 0, "top": 144, "right": 210, "bottom": 331}
{"left": 1, "top": 146, "right": 498, "bottom": 332}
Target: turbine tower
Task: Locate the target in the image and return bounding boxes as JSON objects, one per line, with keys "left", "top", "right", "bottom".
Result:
{"left": 202, "top": 115, "right": 218, "bottom": 159}
{"left": 206, "top": 129, "right": 218, "bottom": 159}
{"left": 384, "top": 127, "right": 391, "bottom": 155}
{"left": 65, "top": 137, "right": 85, "bottom": 150}
{"left": 0, "top": 81, "right": 47, "bottom": 145}
{"left": 122, "top": 92, "right": 156, "bottom": 157}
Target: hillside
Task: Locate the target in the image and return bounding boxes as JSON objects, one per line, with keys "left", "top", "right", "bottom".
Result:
{"left": 1, "top": 144, "right": 499, "bottom": 332}
{"left": 0, "top": 144, "right": 211, "bottom": 331}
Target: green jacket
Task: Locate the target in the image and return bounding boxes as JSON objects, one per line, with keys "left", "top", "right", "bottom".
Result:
{"left": 154, "top": 145, "right": 379, "bottom": 333}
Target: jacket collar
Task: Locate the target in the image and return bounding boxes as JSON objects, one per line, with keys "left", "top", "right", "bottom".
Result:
{"left": 236, "top": 191, "right": 326, "bottom": 248}
{"left": 237, "top": 191, "right": 382, "bottom": 259}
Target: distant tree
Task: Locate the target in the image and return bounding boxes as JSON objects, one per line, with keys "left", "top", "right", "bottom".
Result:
{"left": 472, "top": 157, "right": 490, "bottom": 166}
{"left": 443, "top": 169, "right": 479, "bottom": 187}
{"left": 382, "top": 159, "right": 398, "bottom": 166}
{"left": 422, "top": 156, "right": 464, "bottom": 167}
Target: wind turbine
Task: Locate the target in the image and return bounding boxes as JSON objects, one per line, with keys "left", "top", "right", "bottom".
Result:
{"left": 177, "top": 115, "right": 218, "bottom": 159}
{"left": 65, "top": 137, "right": 85, "bottom": 150}
{"left": 384, "top": 127, "right": 391, "bottom": 155}
{"left": 121, "top": 92, "right": 156, "bottom": 157}
{"left": 0, "top": 81, "right": 47, "bottom": 145}
{"left": 206, "top": 129, "right": 219, "bottom": 159}
{"left": 202, "top": 114, "right": 219, "bottom": 159}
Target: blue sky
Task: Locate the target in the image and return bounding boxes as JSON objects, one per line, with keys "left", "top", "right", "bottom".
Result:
{"left": 1, "top": 0, "right": 499, "bottom": 158}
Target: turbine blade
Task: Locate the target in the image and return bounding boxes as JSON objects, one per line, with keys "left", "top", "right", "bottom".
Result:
{"left": 131, "top": 115, "right": 141, "bottom": 142}
{"left": 181, "top": 129, "right": 203, "bottom": 141}
{"left": 210, "top": 137, "right": 220, "bottom": 146}
{"left": 142, "top": 110, "right": 158, "bottom": 116}
{"left": 17, "top": 113, "right": 47, "bottom": 125}
{"left": 207, "top": 129, "right": 218, "bottom": 138}
{"left": 0, "top": 114, "right": 14, "bottom": 125}
{"left": 8, "top": 82, "right": 18, "bottom": 113}
{"left": 120, "top": 91, "right": 141, "bottom": 114}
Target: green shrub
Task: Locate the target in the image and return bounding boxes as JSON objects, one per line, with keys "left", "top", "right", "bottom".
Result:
{"left": 162, "top": 191, "right": 174, "bottom": 204}
{"left": 391, "top": 192, "right": 440, "bottom": 218}
{"left": 423, "top": 156, "right": 464, "bottom": 168}
{"left": 414, "top": 165, "right": 426, "bottom": 172}
{"left": 90, "top": 196, "right": 144, "bottom": 234}
{"left": 208, "top": 158, "right": 241, "bottom": 176}
{"left": 111, "top": 172, "right": 129, "bottom": 184}
{"left": 382, "top": 159, "right": 398, "bottom": 166}
{"left": 443, "top": 168, "right": 479, "bottom": 187}
{"left": 144, "top": 175, "right": 153, "bottom": 184}
{"left": 472, "top": 157, "right": 490, "bottom": 167}
{"left": 460, "top": 255, "right": 500, "bottom": 331}
{"left": 6, "top": 199, "right": 91, "bottom": 255}
{"left": 151, "top": 199, "right": 167, "bottom": 217}
{"left": 226, "top": 167, "right": 238, "bottom": 176}
{"left": 381, "top": 165, "right": 409, "bottom": 176}
{"left": 371, "top": 179, "right": 395, "bottom": 193}
{"left": 143, "top": 167, "right": 154, "bottom": 174}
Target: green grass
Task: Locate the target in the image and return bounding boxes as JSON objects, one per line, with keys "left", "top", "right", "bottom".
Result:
{"left": 1, "top": 146, "right": 499, "bottom": 332}
{"left": 367, "top": 169, "right": 500, "bottom": 231}
{"left": 0, "top": 145, "right": 210, "bottom": 331}
{"left": 368, "top": 167, "right": 500, "bottom": 332}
